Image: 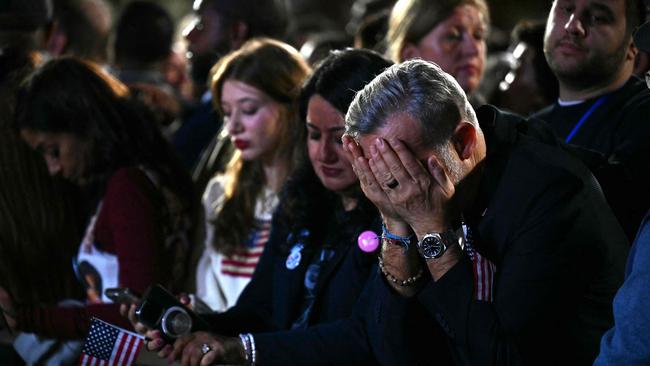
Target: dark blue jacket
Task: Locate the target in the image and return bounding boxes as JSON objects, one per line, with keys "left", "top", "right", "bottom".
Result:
{"left": 203, "top": 199, "right": 381, "bottom": 365}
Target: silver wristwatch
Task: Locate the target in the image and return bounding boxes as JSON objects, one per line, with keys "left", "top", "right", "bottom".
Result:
{"left": 417, "top": 231, "right": 458, "bottom": 260}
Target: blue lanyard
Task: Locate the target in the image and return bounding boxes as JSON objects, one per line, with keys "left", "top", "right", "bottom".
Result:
{"left": 565, "top": 95, "right": 607, "bottom": 143}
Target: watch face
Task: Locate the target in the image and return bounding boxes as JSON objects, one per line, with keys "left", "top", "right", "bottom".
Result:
{"left": 419, "top": 234, "right": 445, "bottom": 259}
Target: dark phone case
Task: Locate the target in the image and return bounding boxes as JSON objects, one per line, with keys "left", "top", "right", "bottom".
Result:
{"left": 104, "top": 287, "right": 141, "bottom": 304}
{"left": 135, "top": 284, "right": 210, "bottom": 332}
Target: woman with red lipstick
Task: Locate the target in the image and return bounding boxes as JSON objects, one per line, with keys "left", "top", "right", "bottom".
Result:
{"left": 194, "top": 38, "right": 311, "bottom": 312}
{"left": 387, "top": 0, "right": 489, "bottom": 104}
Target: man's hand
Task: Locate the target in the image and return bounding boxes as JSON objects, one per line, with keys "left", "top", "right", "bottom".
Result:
{"left": 162, "top": 331, "right": 245, "bottom": 366}
{"left": 365, "top": 137, "right": 457, "bottom": 238}
{"left": 343, "top": 135, "right": 411, "bottom": 236}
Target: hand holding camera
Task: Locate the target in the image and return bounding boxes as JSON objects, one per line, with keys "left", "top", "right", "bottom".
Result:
{"left": 115, "top": 284, "right": 210, "bottom": 350}
{"left": 135, "top": 284, "right": 210, "bottom": 342}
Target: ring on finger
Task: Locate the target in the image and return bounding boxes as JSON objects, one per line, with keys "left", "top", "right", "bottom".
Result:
{"left": 386, "top": 179, "right": 399, "bottom": 189}
{"left": 201, "top": 343, "right": 212, "bottom": 355}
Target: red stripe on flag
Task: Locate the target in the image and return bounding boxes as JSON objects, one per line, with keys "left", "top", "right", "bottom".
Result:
{"left": 126, "top": 336, "right": 143, "bottom": 366}
{"left": 221, "top": 270, "right": 254, "bottom": 278}
{"left": 230, "top": 252, "right": 263, "bottom": 259}
{"left": 222, "top": 260, "right": 258, "bottom": 268}
{"left": 124, "top": 335, "right": 137, "bottom": 366}
{"left": 109, "top": 331, "right": 126, "bottom": 365}
{"left": 115, "top": 333, "right": 130, "bottom": 365}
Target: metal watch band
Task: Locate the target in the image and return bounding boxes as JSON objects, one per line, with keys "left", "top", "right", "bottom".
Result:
{"left": 417, "top": 230, "right": 458, "bottom": 260}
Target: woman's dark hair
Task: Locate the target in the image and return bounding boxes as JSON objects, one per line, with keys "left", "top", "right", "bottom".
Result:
{"left": 279, "top": 48, "right": 392, "bottom": 247}
{"left": 0, "top": 132, "right": 82, "bottom": 305}
{"left": 14, "top": 57, "right": 194, "bottom": 210}
{"left": 299, "top": 48, "right": 393, "bottom": 123}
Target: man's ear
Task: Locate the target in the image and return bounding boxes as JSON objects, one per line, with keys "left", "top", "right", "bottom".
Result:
{"left": 627, "top": 38, "right": 639, "bottom": 62}
{"left": 400, "top": 43, "right": 421, "bottom": 61}
{"left": 230, "top": 21, "right": 249, "bottom": 50}
{"left": 452, "top": 121, "right": 477, "bottom": 160}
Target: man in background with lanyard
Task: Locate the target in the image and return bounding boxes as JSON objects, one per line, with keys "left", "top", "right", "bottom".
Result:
{"left": 533, "top": 0, "right": 650, "bottom": 241}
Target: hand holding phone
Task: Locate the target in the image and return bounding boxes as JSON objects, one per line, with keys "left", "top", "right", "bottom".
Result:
{"left": 104, "top": 287, "right": 141, "bottom": 304}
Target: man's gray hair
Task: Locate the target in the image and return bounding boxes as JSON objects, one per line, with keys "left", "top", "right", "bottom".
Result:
{"left": 345, "top": 59, "right": 478, "bottom": 149}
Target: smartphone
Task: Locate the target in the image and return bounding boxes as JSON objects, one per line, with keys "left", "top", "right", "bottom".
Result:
{"left": 104, "top": 287, "right": 141, "bottom": 304}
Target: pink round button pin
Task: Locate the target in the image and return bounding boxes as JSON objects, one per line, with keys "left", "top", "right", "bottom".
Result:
{"left": 357, "top": 230, "right": 379, "bottom": 252}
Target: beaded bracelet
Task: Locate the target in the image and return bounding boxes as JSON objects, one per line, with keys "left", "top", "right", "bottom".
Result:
{"left": 239, "top": 334, "right": 251, "bottom": 365}
{"left": 377, "top": 255, "right": 424, "bottom": 286}
{"left": 249, "top": 333, "right": 257, "bottom": 365}
{"left": 239, "top": 333, "right": 256, "bottom": 365}
{"left": 381, "top": 223, "right": 415, "bottom": 253}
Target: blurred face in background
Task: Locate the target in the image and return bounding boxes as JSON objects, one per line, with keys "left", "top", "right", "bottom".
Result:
{"left": 401, "top": 4, "right": 487, "bottom": 94}
{"left": 184, "top": 4, "right": 233, "bottom": 87}
{"left": 221, "top": 80, "right": 285, "bottom": 163}
{"left": 306, "top": 94, "right": 357, "bottom": 193}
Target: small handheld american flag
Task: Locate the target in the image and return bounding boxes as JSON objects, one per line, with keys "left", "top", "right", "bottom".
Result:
{"left": 78, "top": 318, "right": 145, "bottom": 366}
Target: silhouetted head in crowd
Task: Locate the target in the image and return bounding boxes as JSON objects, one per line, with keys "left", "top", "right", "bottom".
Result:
{"left": 634, "top": 22, "right": 650, "bottom": 82}
{"left": 354, "top": 9, "right": 391, "bottom": 53}
{"left": 0, "top": 0, "right": 53, "bottom": 52}
{"left": 0, "top": 0, "right": 51, "bottom": 130}
{"left": 184, "top": 0, "right": 288, "bottom": 93}
{"left": 113, "top": 0, "right": 174, "bottom": 70}
{"left": 634, "top": 21, "right": 650, "bottom": 52}
{"left": 491, "top": 20, "right": 559, "bottom": 116}
{"left": 387, "top": 0, "right": 489, "bottom": 94}
{"left": 299, "top": 31, "right": 353, "bottom": 65}
{"left": 543, "top": 0, "right": 645, "bottom": 99}
{"left": 48, "top": 0, "right": 112, "bottom": 63}
{"left": 634, "top": 18, "right": 650, "bottom": 79}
